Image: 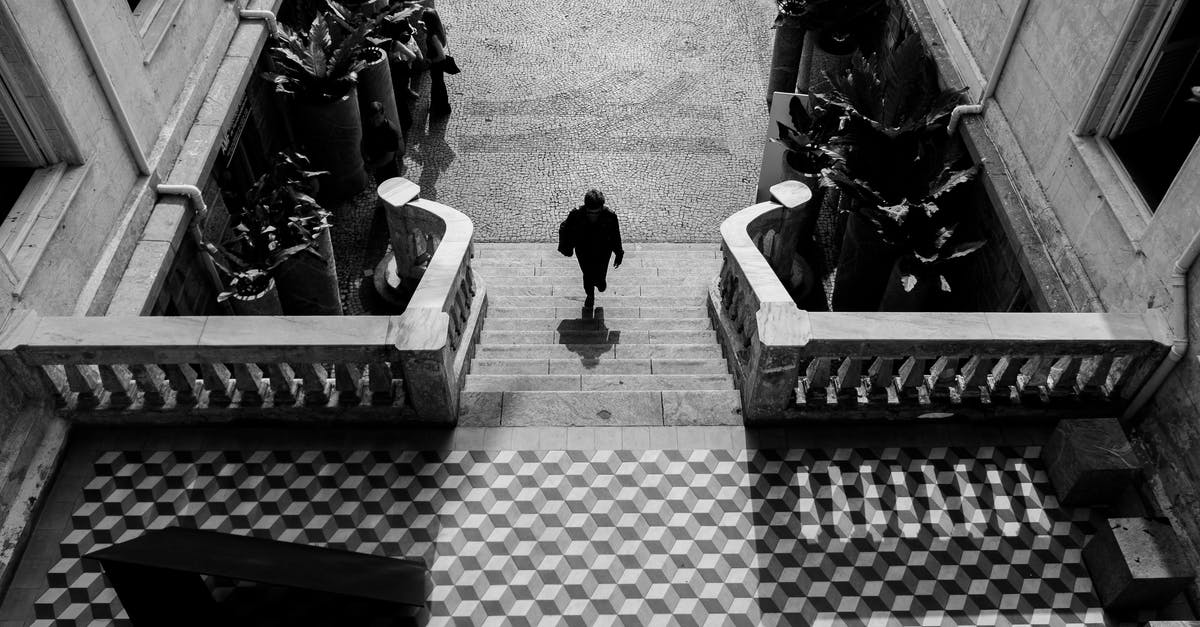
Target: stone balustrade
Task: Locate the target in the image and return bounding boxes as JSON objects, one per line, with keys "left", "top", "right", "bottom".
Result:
{"left": 710, "top": 187, "right": 1174, "bottom": 422}
{"left": 0, "top": 189, "right": 486, "bottom": 424}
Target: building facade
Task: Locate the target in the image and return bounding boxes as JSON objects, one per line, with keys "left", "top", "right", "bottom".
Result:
{"left": 915, "top": 0, "right": 1200, "bottom": 566}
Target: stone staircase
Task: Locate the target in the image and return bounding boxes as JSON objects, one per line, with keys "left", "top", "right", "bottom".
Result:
{"left": 460, "top": 243, "right": 743, "bottom": 426}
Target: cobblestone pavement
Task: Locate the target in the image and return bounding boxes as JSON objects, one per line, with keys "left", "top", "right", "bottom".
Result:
{"left": 333, "top": 0, "right": 781, "bottom": 312}
{"left": 397, "top": 0, "right": 778, "bottom": 242}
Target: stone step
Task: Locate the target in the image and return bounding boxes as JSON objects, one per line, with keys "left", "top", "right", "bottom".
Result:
{"left": 474, "top": 344, "right": 723, "bottom": 360}
{"left": 470, "top": 358, "right": 731, "bottom": 375}
{"left": 484, "top": 317, "right": 712, "bottom": 332}
{"left": 473, "top": 256, "right": 723, "bottom": 268}
{"left": 479, "top": 330, "right": 717, "bottom": 345}
{"left": 486, "top": 285, "right": 706, "bottom": 297}
{"left": 480, "top": 276, "right": 709, "bottom": 287}
{"left": 476, "top": 267, "right": 717, "bottom": 278}
{"left": 463, "top": 374, "right": 734, "bottom": 392}
{"left": 486, "top": 306, "right": 706, "bottom": 319}
{"left": 474, "top": 242, "right": 720, "bottom": 254}
{"left": 458, "top": 390, "right": 743, "bottom": 426}
{"left": 488, "top": 295, "right": 707, "bottom": 308}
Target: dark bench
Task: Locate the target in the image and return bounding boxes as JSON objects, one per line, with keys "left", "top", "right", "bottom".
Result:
{"left": 85, "top": 527, "right": 428, "bottom": 626}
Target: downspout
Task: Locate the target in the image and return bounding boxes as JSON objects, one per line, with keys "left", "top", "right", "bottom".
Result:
{"left": 947, "top": 0, "right": 1031, "bottom": 134}
{"left": 156, "top": 185, "right": 230, "bottom": 312}
{"left": 1123, "top": 227, "right": 1200, "bottom": 421}
{"left": 60, "top": 0, "right": 151, "bottom": 175}
{"left": 239, "top": 9, "right": 278, "bottom": 35}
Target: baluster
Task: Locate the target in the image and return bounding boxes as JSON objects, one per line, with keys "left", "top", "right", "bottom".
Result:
{"left": 958, "top": 356, "right": 998, "bottom": 404}
{"left": 128, "top": 364, "right": 166, "bottom": 409}
{"left": 261, "top": 363, "right": 297, "bottom": 406}
{"left": 161, "top": 364, "right": 198, "bottom": 406}
{"left": 295, "top": 363, "right": 330, "bottom": 406}
{"left": 34, "top": 365, "right": 68, "bottom": 409}
{"left": 896, "top": 357, "right": 927, "bottom": 405}
{"left": 801, "top": 357, "right": 832, "bottom": 406}
{"left": 990, "top": 357, "right": 1028, "bottom": 404}
{"left": 866, "top": 357, "right": 896, "bottom": 405}
{"left": 335, "top": 363, "right": 363, "bottom": 406}
{"left": 1076, "top": 355, "right": 1115, "bottom": 399}
{"left": 1109, "top": 354, "right": 1155, "bottom": 401}
{"left": 1018, "top": 357, "right": 1053, "bottom": 404}
{"left": 368, "top": 362, "right": 396, "bottom": 405}
{"left": 1047, "top": 356, "right": 1082, "bottom": 400}
{"left": 232, "top": 364, "right": 265, "bottom": 407}
{"left": 200, "top": 363, "right": 233, "bottom": 407}
{"left": 835, "top": 357, "right": 865, "bottom": 406}
{"left": 98, "top": 365, "right": 134, "bottom": 410}
{"left": 65, "top": 365, "right": 100, "bottom": 410}
{"left": 927, "top": 357, "right": 960, "bottom": 404}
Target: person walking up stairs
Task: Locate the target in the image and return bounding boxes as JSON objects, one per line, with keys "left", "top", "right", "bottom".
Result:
{"left": 460, "top": 243, "right": 743, "bottom": 426}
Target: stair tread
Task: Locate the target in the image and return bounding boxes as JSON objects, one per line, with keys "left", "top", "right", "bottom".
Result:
{"left": 479, "top": 330, "right": 717, "bottom": 345}
{"left": 463, "top": 374, "right": 735, "bottom": 392}
{"left": 487, "top": 307, "right": 705, "bottom": 319}
{"left": 484, "top": 318, "right": 711, "bottom": 331}
{"left": 475, "top": 344, "right": 723, "bottom": 360}
{"left": 470, "top": 358, "right": 730, "bottom": 375}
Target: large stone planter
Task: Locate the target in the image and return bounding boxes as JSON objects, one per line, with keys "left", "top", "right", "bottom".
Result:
{"left": 767, "top": 16, "right": 807, "bottom": 105}
{"left": 290, "top": 89, "right": 368, "bottom": 203}
{"left": 273, "top": 230, "right": 343, "bottom": 315}
{"left": 357, "top": 47, "right": 404, "bottom": 154}
{"left": 830, "top": 211, "right": 894, "bottom": 312}
{"left": 229, "top": 279, "right": 283, "bottom": 316}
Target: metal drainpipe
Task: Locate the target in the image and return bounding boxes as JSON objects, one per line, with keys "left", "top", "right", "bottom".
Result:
{"left": 947, "top": 0, "right": 1032, "bottom": 134}
{"left": 60, "top": 0, "right": 151, "bottom": 175}
{"left": 156, "top": 185, "right": 231, "bottom": 312}
{"left": 239, "top": 9, "right": 278, "bottom": 35}
{"left": 1123, "top": 227, "right": 1200, "bottom": 421}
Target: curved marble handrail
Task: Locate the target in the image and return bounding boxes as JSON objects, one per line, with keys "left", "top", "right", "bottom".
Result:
{"left": 710, "top": 183, "right": 1172, "bottom": 422}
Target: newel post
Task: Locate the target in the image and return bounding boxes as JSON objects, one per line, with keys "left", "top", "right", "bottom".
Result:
{"left": 0, "top": 310, "right": 61, "bottom": 408}
{"left": 741, "top": 302, "right": 810, "bottom": 422}
{"left": 393, "top": 308, "right": 458, "bottom": 424}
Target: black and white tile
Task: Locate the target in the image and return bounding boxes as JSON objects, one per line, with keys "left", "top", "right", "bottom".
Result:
{"left": 32, "top": 446, "right": 1108, "bottom": 626}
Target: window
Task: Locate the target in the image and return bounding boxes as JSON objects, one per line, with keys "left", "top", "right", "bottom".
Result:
{"left": 1106, "top": 0, "right": 1200, "bottom": 209}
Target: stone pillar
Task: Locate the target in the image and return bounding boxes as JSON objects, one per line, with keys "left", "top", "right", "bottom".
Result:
{"left": 1084, "top": 518, "right": 1195, "bottom": 610}
{"left": 394, "top": 308, "right": 457, "bottom": 424}
{"left": 1042, "top": 418, "right": 1141, "bottom": 506}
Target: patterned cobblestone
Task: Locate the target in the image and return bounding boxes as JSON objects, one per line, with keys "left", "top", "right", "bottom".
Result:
{"left": 397, "top": 0, "right": 778, "bottom": 242}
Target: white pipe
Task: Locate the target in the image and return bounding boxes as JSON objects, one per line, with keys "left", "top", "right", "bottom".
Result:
{"left": 156, "top": 184, "right": 208, "bottom": 222}
{"left": 60, "top": 0, "right": 151, "bottom": 175}
{"left": 156, "top": 184, "right": 232, "bottom": 313}
{"left": 947, "top": 0, "right": 1031, "bottom": 134}
{"left": 239, "top": 9, "right": 278, "bottom": 35}
{"left": 1124, "top": 227, "right": 1200, "bottom": 421}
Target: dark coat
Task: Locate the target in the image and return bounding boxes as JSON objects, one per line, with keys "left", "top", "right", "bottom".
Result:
{"left": 561, "top": 207, "right": 623, "bottom": 260}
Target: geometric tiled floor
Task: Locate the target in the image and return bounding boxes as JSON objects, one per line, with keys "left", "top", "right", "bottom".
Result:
{"left": 30, "top": 445, "right": 1108, "bottom": 626}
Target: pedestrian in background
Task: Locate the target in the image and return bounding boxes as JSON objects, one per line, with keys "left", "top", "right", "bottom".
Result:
{"left": 422, "top": 7, "right": 452, "bottom": 115}
{"left": 362, "top": 101, "right": 401, "bottom": 182}
{"left": 558, "top": 189, "right": 624, "bottom": 310}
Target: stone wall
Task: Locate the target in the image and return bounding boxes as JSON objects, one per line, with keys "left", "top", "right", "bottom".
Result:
{"left": 917, "top": 0, "right": 1200, "bottom": 580}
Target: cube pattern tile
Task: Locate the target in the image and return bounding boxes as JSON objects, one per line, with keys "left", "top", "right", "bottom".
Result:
{"left": 30, "top": 446, "right": 1109, "bottom": 626}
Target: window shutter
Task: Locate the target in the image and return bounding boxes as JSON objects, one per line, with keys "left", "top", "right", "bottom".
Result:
{"left": 0, "top": 77, "right": 40, "bottom": 167}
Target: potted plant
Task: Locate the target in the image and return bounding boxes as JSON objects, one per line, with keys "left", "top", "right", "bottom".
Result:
{"left": 828, "top": 164, "right": 984, "bottom": 311}
{"left": 325, "top": 1, "right": 421, "bottom": 147}
{"left": 817, "top": 34, "right": 973, "bottom": 311}
{"left": 242, "top": 152, "right": 344, "bottom": 315}
{"left": 767, "top": 0, "right": 887, "bottom": 102}
{"left": 262, "top": 13, "right": 374, "bottom": 201}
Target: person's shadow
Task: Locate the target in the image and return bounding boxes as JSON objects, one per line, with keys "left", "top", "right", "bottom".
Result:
{"left": 557, "top": 307, "right": 617, "bottom": 369}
